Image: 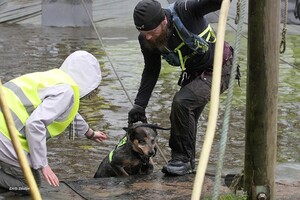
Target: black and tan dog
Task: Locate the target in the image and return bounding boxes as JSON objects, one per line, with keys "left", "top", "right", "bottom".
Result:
{"left": 94, "top": 123, "right": 170, "bottom": 178}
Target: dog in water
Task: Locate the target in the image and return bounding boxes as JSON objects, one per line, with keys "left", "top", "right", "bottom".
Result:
{"left": 94, "top": 123, "right": 170, "bottom": 178}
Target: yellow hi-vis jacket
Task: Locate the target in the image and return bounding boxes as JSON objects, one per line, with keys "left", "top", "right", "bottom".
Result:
{"left": 0, "top": 69, "right": 80, "bottom": 152}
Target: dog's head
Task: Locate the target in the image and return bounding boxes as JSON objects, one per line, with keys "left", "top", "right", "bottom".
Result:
{"left": 123, "top": 123, "right": 170, "bottom": 158}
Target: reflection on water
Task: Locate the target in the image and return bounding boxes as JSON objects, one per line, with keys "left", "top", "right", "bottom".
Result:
{"left": 0, "top": 23, "right": 299, "bottom": 181}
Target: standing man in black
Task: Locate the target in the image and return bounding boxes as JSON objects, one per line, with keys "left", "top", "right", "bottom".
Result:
{"left": 128, "top": 0, "right": 233, "bottom": 176}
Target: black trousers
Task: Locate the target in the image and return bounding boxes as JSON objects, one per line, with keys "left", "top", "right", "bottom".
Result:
{"left": 0, "top": 160, "right": 41, "bottom": 195}
{"left": 169, "top": 57, "right": 233, "bottom": 164}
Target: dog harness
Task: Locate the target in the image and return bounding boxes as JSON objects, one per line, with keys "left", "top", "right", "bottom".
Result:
{"left": 162, "top": 3, "right": 216, "bottom": 72}
{"left": 0, "top": 69, "right": 80, "bottom": 152}
{"left": 108, "top": 124, "right": 170, "bottom": 163}
{"left": 109, "top": 134, "right": 128, "bottom": 163}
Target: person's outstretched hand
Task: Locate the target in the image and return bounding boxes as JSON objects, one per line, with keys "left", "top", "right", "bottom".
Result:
{"left": 91, "top": 131, "right": 107, "bottom": 143}
{"left": 41, "top": 165, "right": 59, "bottom": 187}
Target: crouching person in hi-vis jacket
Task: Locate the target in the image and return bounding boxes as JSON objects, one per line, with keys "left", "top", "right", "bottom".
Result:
{"left": 0, "top": 50, "right": 107, "bottom": 195}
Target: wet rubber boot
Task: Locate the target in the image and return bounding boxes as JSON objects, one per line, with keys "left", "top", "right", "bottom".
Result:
{"left": 162, "top": 160, "right": 192, "bottom": 176}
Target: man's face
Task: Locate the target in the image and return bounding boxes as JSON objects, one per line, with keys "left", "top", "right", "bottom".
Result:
{"left": 140, "top": 19, "right": 169, "bottom": 50}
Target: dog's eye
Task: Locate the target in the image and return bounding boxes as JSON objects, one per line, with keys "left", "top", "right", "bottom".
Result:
{"left": 139, "top": 140, "right": 146, "bottom": 145}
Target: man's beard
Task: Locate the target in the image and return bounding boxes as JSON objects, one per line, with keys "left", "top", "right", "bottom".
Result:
{"left": 145, "top": 24, "right": 170, "bottom": 51}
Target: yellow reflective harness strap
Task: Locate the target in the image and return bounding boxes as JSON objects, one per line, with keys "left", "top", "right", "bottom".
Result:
{"left": 172, "top": 24, "right": 216, "bottom": 72}
{"left": 177, "top": 49, "right": 185, "bottom": 71}
{"left": 199, "top": 25, "right": 210, "bottom": 37}
{"left": 199, "top": 24, "right": 216, "bottom": 43}
{"left": 109, "top": 134, "right": 128, "bottom": 163}
{"left": 174, "top": 44, "right": 186, "bottom": 72}
{"left": 173, "top": 25, "right": 186, "bottom": 71}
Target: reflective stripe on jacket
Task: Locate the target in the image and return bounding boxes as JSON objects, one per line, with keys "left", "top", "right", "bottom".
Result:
{"left": 0, "top": 69, "right": 80, "bottom": 152}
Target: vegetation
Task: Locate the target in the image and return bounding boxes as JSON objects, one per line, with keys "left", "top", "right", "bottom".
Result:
{"left": 203, "top": 192, "right": 248, "bottom": 200}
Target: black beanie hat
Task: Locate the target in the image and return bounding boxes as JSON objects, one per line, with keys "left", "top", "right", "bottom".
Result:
{"left": 133, "top": 0, "right": 165, "bottom": 31}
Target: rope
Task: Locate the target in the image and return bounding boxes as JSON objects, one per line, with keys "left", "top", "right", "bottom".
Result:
{"left": 280, "top": 0, "right": 288, "bottom": 54}
{"left": 191, "top": 0, "right": 231, "bottom": 199}
{"left": 295, "top": 0, "right": 300, "bottom": 19}
{"left": 80, "top": 0, "right": 168, "bottom": 164}
{"left": 235, "top": 0, "right": 241, "bottom": 24}
{"left": 212, "top": 0, "right": 247, "bottom": 198}
{"left": 80, "top": 0, "right": 133, "bottom": 106}
{"left": 213, "top": 3, "right": 299, "bottom": 71}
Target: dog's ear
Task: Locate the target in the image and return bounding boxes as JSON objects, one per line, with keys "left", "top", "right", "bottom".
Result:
{"left": 123, "top": 127, "right": 135, "bottom": 142}
{"left": 123, "top": 123, "right": 134, "bottom": 133}
{"left": 127, "top": 128, "right": 136, "bottom": 142}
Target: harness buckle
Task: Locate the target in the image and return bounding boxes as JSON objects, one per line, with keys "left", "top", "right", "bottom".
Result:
{"left": 178, "top": 71, "right": 190, "bottom": 86}
{"left": 182, "top": 71, "right": 188, "bottom": 86}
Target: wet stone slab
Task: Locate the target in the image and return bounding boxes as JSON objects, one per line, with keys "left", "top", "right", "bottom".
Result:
{"left": 1, "top": 173, "right": 222, "bottom": 200}
{"left": 63, "top": 173, "right": 208, "bottom": 200}
{"left": 1, "top": 170, "right": 300, "bottom": 199}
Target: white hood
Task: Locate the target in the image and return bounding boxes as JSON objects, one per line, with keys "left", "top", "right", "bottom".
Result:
{"left": 59, "top": 50, "right": 102, "bottom": 98}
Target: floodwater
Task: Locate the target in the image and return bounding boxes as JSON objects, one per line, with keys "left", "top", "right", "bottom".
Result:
{"left": 0, "top": 13, "right": 300, "bottom": 184}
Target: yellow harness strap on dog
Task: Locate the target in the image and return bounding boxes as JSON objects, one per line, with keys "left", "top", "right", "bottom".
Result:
{"left": 109, "top": 134, "right": 128, "bottom": 162}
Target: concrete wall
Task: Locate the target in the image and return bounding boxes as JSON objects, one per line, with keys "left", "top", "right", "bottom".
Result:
{"left": 42, "top": 0, "right": 93, "bottom": 27}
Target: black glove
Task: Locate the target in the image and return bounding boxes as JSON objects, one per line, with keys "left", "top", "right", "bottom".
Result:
{"left": 128, "top": 104, "right": 147, "bottom": 124}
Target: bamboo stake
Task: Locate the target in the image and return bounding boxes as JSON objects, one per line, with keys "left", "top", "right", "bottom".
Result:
{"left": 0, "top": 80, "right": 42, "bottom": 200}
{"left": 191, "top": 0, "right": 231, "bottom": 199}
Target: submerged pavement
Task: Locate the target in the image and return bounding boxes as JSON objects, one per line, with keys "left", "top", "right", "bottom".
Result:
{"left": 1, "top": 168, "right": 300, "bottom": 200}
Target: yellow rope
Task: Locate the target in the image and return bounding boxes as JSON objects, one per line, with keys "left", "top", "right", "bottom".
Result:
{"left": 0, "top": 80, "right": 42, "bottom": 200}
{"left": 191, "top": 0, "right": 231, "bottom": 199}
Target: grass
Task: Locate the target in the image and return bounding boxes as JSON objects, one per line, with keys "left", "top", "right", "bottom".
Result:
{"left": 203, "top": 191, "right": 248, "bottom": 200}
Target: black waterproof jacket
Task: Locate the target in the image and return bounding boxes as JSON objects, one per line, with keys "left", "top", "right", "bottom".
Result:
{"left": 134, "top": 0, "right": 223, "bottom": 107}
